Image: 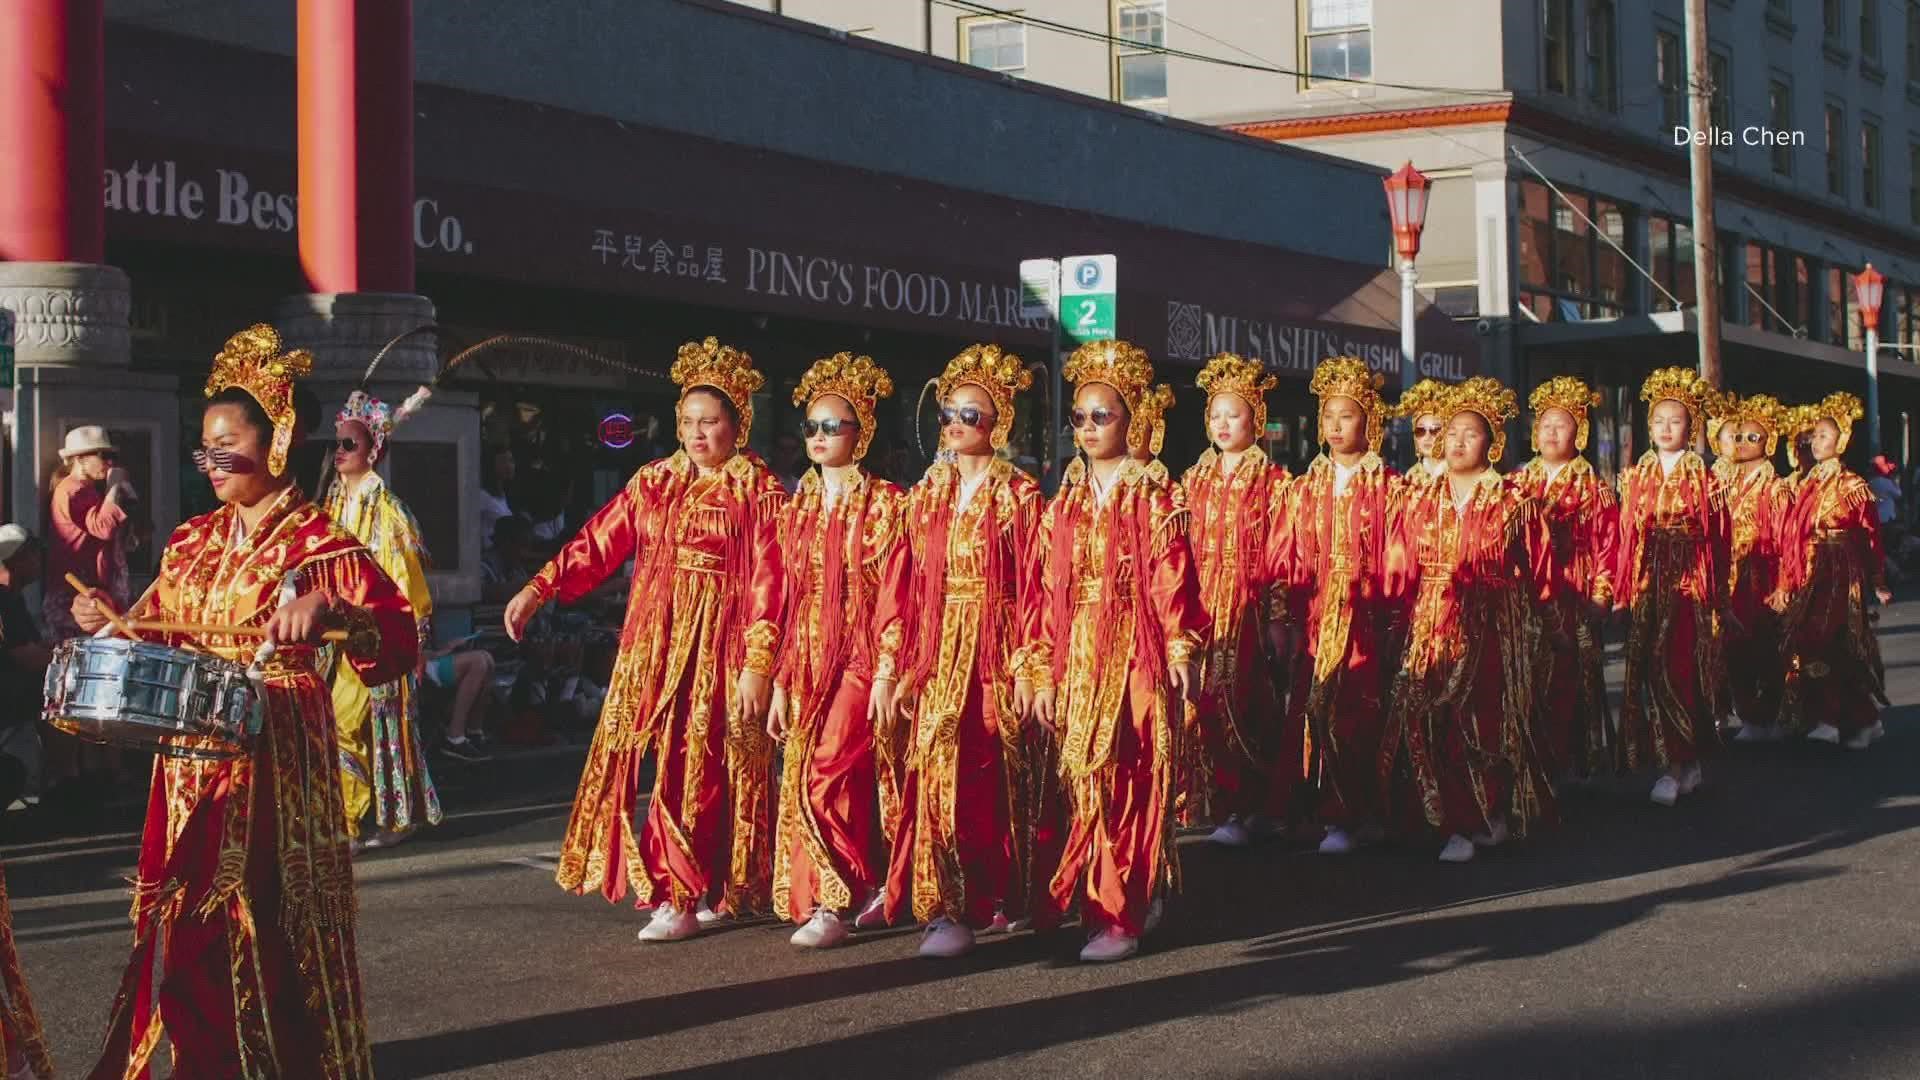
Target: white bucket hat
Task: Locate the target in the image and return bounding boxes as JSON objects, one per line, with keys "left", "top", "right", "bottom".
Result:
{"left": 0, "top": 525, "right": 32, "bottom": 563}
{"left": 57, "top": 425, "right": 115, "bottom": 460}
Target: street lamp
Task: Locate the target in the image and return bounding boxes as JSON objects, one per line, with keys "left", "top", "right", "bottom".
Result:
{"left": 1854, "top": 262, "right": 1886, "bottom": 455}
{"left": 1383, "top": 161, "right": 1431, "bottom": 460}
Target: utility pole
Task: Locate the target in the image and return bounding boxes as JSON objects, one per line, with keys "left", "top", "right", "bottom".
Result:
{"left": 1684, "top": 0, "right": 1723, "bottom": 389}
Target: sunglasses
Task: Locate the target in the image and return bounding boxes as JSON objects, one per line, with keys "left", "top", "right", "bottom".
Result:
{"left": 191, "top": 448, "right": 257, "bottom": 475}
{"left": 334, "top": 437, "right": 365, "bottom": 453}
{"left": 1414, "top": 424, "right": 1446, "bottom": 437}
{"left": 1070, "top": 407, "right": 1122, "bottom": 429}
{"left": 1734, "top": 431, "right": 1765, "bottom": 444}
{"left": 939, "top": 405, "right": 993, "bottom": 430}
{"left": 799, "top": 418, "right": 860, "bottom": 439}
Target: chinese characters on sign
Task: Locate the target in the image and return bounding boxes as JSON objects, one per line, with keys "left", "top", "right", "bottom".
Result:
{"left": 591, "top": 229, "right": 727, "bottom": 282}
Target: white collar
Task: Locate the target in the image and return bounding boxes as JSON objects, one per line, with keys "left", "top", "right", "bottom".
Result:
{"left": 1658, "top": 449, "right": 1685, "bottom": 476}
{"left": 1544, "top": 459, "right": 1568, "bottom": 482}
{"left": 956, "top": 465, "right": 992, "bottom": 511}
{"left": 1333, "top": 458, "right": 1359, "bottom": 496}
{"left": 821, "top": 464, "right": 860, "bottom": 509}
{"left": 1089, "top": 465, "right": 1118, "bottom": 507}
{"left": 1421, "top": 458, "right": 1446, "bottom": 478}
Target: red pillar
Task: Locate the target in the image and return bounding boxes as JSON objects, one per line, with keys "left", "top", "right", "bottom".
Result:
{"left": 0, "top": 0, "right": 106, "bottom": 263}
{"left": 297, "top": 0, "right": 415, "bottom": 294}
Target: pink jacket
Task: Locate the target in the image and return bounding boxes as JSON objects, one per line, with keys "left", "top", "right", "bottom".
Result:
{"left": 47, "top": 472, "right": 128, "bottom": 601}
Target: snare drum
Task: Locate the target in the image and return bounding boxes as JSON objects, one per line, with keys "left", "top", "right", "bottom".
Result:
{"left": 44, "top": 638, "right": 261, "bottom": 760}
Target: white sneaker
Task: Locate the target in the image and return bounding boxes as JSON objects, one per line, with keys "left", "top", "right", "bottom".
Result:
{"left": 1806, "top": 723, "right": 1841, "bottom": 744}
{"left": 1143, "top": 896, "right": 1165, "bottom": 935}
{"left": 1678, "top": 763, "right": 1703, "bottom": 795}
{"left": 790, "top": 908, "right": 848, "bottom": 949}
{"left": 1005, "top": 916, "right": 1033, "bottom": 932}
{"left": 1844, "top": 728, "right": 1873, "bottom": 750}
{"left": 1471, "top": 820, "right": 1509, "bottom": 848}
{"left": 985, "top": 909, "right": 1012, "bottom": 935}
{"left": 637, "top": 904, "right": 699, "bottom": 943}
{"left": 1207, "top": 818, "right": 1252, "bottom": 848}
{"left": 1650, "top": 775, "right": 1680, "bottom": 807}
{"left": 1734, "top": 725, "right": 1777, "bottom": 743}
{"left": 1079, "top": 927, "right": 1139, "bottom": 963}
{"left": 1318, "top": 827, "right": 1354, "bottom": 855}
{"left": 1438, "top": 834, "right": 1477, "bottom": 863}
{"left": 852, "top": 891, "right": 888, "bottom": 930}
{"left": 918, "top": 917, "right": 975, "bottom": 959}
{"left": 694, "top": 899, "right": 724, "bottom": 926}
{"left": 1869, "top": 720, "right": 1887, "bottom": 743}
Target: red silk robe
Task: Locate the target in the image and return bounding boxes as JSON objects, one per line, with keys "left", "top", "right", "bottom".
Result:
{"left": 1721, "top": 462, "right": 1793, "bottom": 729}
{"left": 1776, "top": 460, "right": 1889, "bottom": 738}
{"left": 1273, "top": 453, "right": 1401, "bottom": 829}
{"left": 1179, "top": 448, "right": 1292, "bottom": 825}
{"left": 1510, "top": 456, "right": 1618, "bottom": 781}
{"left": 0, "top": 868, "right": 53, "bottom": 1080}
{"left": 1030, "top": 460, "right": 1206, "bottom": 936}
{"left": 771, "top": 465, "right": 909, "bottom": 923}
{"left": 90, "top": 487, "right": 418, "bottom": 1080}
{"left": 1382, "top": 472, "right": 1549, "bottom": 839}
{"left": 532, "top": 451, "right": 785, "bottom": 914}
{"left": 883, "top": 458, "right": 1042, "bottom": 930}
{"left": 1612, "top": 450, "right": 1731, "bottom": 771}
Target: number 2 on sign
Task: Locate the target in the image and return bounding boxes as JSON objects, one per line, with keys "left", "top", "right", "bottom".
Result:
{"left": 1075, "top": 299, "right": 1098, "bottom": 329}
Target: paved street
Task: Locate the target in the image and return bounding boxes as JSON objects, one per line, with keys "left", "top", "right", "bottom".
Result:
{"left": 13, "top": 604, "right": 1920, "bottom": 1079}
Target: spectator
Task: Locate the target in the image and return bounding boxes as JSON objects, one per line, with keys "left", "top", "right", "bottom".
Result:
{"left": 1869, "top": 455, "right": 1901, "bottom": 526}
{"left": 482, "top": 514, "right": 537, "bottom": 603}
{"left": 479, "top": 445, "right": 516, "bottom": 550}
{"left": 770, "top": 432, "right": 805, "bottom": 494}
{"left": 0, "top": 527, "right": 48, "bottom": 812}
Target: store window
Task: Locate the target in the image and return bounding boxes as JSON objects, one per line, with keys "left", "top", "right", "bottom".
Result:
{"left": 1656, "top": 29, "right": 1684, "bottom": 129}
{"left": 1768, "top": 78, "right": 1795, "bottom": 175}
{"left": 1514, "top": 177, "right": 1631, "bottom": 322}
{"left": 1305, "top": 0, "right": 1372, "bottom": 85}
{"left": 962, "top": 18, "right": 1026, "bottom": 76}
{"left": 1586, "top": 0, "right": 1618, "bottom": 110}
{"left": 1115, "top": 2, "right": 1168, "bottom": 105}
{"left": 1544, "top": 0, "right": 1575, "bottom": 96}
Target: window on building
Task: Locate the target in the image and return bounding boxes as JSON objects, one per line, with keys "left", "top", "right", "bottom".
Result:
{"left": 1648, "top": 213, "right": 1701, "bottom": 312}
{"left": 1305, "top": 0, "right": 1373, "bottom": 84}
{"left": 1864, "top": 119, "right": 1883, "bottom": 208}
{"left": 1770, "top": 0, "right": 1792, "bottom": 12}
{"left": 1863, "top": 0, "right": 1881, "bottom": 57}
{"left": 1827, "top": 104, "right": 1847, "bottom": 196}
{"left": 1586, "top": 0, "right": 1618, "bottom": 110}
{"left": 1909, "top": 2, "right": 1920, "bottom": 79}
{"left": 1515, "top": 177, "right": 1631, "bottom": 322}
{"left": 1746, "top": 244, "right": 1772, "bottom": 330}
{"left": 1709, "top": 49, "right": 1731, "bottom": 133}
{"left": 1115, "top": 2, "right": 1168, "bottom": 104}
{"left": 1544, "top": 0, "right": 1575, "bottom": 95}
{"left": 1657, "top": 30, "right": 1684, "bottom": 129}
{"left": 962, "top": 18, "right": 1026, "bottom": 75}
{"left": 1828, "top": 265, "right": 1857, "bottom": 347}
{"left": 1768, "top": 79, "right": 1795, "bottom": 174}
{"left": 1911, "top": 141, "right": 1920, "bottom": 223}
{"left": 1826, "top": 0, "right": 1846, "bottom": 42}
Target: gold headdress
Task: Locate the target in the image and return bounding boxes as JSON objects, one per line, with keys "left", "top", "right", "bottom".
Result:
{"left": 1713, "top": 392, "right": 1790, "bottom": 456}
{"left": 203, "top": 323, "right": 314, "bottom": 478}
{"left": 1195, "top": 352, "right": 1278, "bottom": 434}
{"left": 1639, "top": 366, "right": 1713, "bottom": 435}
{"left": 1308, "top": 355, "right": 1388, "bottom": 452}
{"left": 1064, "top": 340, "right": 1158, "bottom": 453}
{"left": 671, "top": 337, "right": 764, "bottom": 447}
{"left": 1133, "top": 383, "right": 1176, "bottom": 456}
{"left": 1444, "top": 376, "right": 1521, "bottom": 464}
{"left": 793, "top": 352, "right": 895, "bottom": 461}
{"left": 1394, "top": 378, "right": 1454, "bottom": 424}
{"left": 1528, "top": 375, "right": 1603, "bottom": 452}
{"left": 937, "top": 343, "right": 1032, "bottom": 450}
{"left": 1802, "top": 391, "right": 1867, "bottom": 455}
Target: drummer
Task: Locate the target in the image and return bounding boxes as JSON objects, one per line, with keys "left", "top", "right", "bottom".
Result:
{"left": 70, "top": 325, "right": 419, "bottom": 1079}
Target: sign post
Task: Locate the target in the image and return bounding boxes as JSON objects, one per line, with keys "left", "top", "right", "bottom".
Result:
{"left": 1020, "top": 259, "right": 1064, "bottom": 492}
{"left": 1027, "top": 254, "right": 1117, "bottom": 493}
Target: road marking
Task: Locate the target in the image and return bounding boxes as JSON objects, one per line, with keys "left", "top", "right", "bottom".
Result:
{"left": 500, "top": 851, "right": 562, "bottom": 872}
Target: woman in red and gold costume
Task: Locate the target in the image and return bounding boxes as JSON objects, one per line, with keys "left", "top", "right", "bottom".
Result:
{"left": 1772, "top": 393, "right": 1891, "bottom": 750}
{"left": 883, "top": 345, "right": 1044, "bottom": 959}
{"left": 1277, "top": 357, "right": 1400, "bottom": 857}
{"left": 505, "top": 338, "right": 784, "bottom": 943}
{"left": 1612, "top": 367, "right": 1731, "bottom": 807}
{"left": 1395, "top": 377, "right": 1453, "bottom": 493}
{"left": 1711, "top": 392, "right": 1795, "bottom": 742}
{"left": 1178, "top": 353, "right": 1292, "bottom": 846}
{"left": 1381, "top": 379, "right": 1549, "bottom": 863}
{"left": 75, "top": 325, "right": 419, "bottom": 1080}
{"left": 1028, "top": 341, "right": 1205, "bottom": 962}
{"left": 1509, "top": 376, "right": 1616, "bottom": 782}
{"left": 0, "top": 866, "right": 52, "bottom": 1079}
{"left": 766, "top": 353, "right": 908, "bottom": 949}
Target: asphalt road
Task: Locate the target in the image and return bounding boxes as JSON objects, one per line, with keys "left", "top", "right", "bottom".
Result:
{"left": 11, "top": 606, "right": 1920, "bottom": 1079}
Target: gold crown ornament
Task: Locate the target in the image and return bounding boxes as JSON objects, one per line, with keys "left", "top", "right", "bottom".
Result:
{"left": 1801, "top": 391, "right": 1867, "bottom": 455}
{"left": 1195, "top": 352, "right": 1278, "bottom": 435}
{"left": 1528, "top": 375, "right": 1604, "bottom": 452}
{"left": 937, "top": 343, "right": 1033, "bottom": 450}
{"left": 1133, "top": 383, "right": 1176, "bottom": 456}
{"left": 793, "top": 352, "right": 895, "bottom": 461}
{"left": 1394, "top": 378, "right": 1454, "bottom": 424}
{"left": 1064, "top": 340, "right": 1159, "bottom": 453}
{"left": 1712, "top": 392, "right": 1790, "bottom": 457}
{"left": 671, "top": 337, "right": 764, "bottom": 447}
{"left": 1444, "top": 376, "right": 1521, "bottom": 464}
{"left": 1639, "top": 366, "right": 1714, "bottom": 435}
{"left": 203, "top": 323, "right": 315, "bottom": 479}
{"left": 1308, "top": 356, "right": 1388, "bottom": 452}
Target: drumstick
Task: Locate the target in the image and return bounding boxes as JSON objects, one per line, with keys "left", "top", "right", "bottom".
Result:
{"left": 123, "top": 619, "right": 352, "bottom": 643}
{"left": 64, "top": 573, "right": 141, "bottom": 640}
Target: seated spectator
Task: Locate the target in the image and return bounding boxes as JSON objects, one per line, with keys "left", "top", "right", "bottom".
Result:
{"left": 0, "top": 527, "right": 49, "bottom": 811}
{"left": 482, "top": 514, "right": 538, "bottom": 603}
{"left": 479, "top": 445, "right": 516, "bottom": 552}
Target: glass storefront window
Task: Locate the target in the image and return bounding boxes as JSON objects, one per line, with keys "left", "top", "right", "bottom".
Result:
{"left": 1516, "top": 178, "right": 1634, "bottom": 322}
